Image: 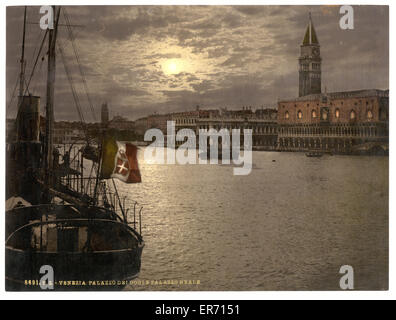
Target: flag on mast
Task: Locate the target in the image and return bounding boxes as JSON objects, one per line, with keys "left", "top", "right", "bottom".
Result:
{"left": 101, "top": 137, "right": 141, "bottom": 183}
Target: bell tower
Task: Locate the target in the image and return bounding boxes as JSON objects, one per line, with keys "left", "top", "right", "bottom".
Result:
{"left": 299, "top": 13, "right": 321, "bottom": 97}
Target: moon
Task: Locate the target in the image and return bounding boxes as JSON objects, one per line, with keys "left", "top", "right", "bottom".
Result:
{"left": 162, "top": 59, "right": 183, "bottom": 75}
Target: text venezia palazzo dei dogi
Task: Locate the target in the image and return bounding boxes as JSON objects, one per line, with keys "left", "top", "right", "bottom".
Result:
{"left": 277, "top": 14, "right": 389, "bottom": 154}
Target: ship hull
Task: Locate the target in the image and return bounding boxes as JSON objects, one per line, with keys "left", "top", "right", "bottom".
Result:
{"left": 6, "top": 206, "right": 144, "bottom": 291}
{"left": 5, "top": 245, "right": 144, "bottom": 291}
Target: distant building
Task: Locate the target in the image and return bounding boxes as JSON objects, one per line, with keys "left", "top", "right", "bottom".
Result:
{"left": 108, "top": 115, "right": 135, "bottom": 131}
{"left": 53, "top": 121, "right": 85, "bottom": 145}
{"left": 255, "top": 108, "right": 277, "bottom": 120}
{"left": 12, "top": 116, "right": 85, "bottom": 145}
{"left": 277, "top": 14, "right": 389, "bottom": 154}
{"left": 170, "top": 106, "right": 277, "bottom": 150}
{"left": 173, "top": 108, "right": 219, "bottom": 128}
{"left": 196, "top": 108, "right": 278, "bottom": 150}
{"left": 220, "top": 107, "right": 254, "bottom": 119}
{"left": 148, "top": 114, "right": 172, "bottom": 133}
{"left": 134, "top": 114, "right": 173, "bottom": 137}
{"left": 134, "top": 117, "right": 149, "bottom": 136}
{"left": 173, "top": 108, "right": 220, "bottom": 146}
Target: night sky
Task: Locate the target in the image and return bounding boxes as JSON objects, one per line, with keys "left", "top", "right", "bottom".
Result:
{"left": 6, "top": 5, "right": 389, "bottom": 121}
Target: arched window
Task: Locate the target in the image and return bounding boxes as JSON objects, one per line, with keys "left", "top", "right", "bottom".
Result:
{"left": 322, "top": 110, "right": 328, "bottom": 120}
{"left": 335, "top": 109, "right": 340, "bottom": 119}
{"left": 311, "top": 110, "right": 317, "bottom": 119}
{"left": 350, "top": 110, "right": 356, "bottom": 120}
{"left": 367, "top": 110, "right": 373, "bottom": 119}
{"left": 285, "top": 111, "right": 289, "bottom": 120}
{"left": 297, "top": 110, "right": 303, "bottom": 119}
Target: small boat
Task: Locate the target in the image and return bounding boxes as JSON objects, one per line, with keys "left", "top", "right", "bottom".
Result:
{"left": 305, "top": 151, "right": 324, "bottom": 158}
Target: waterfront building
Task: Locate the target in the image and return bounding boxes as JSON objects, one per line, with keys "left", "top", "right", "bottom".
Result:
{"left": 147, "top": 114, "right": 172, "bottom": 133}
{"left": 135, "top": 113, "right": 173, "bottom": 137}
{"left": 220, "top": 107, "right": 255, "bottom": 119}
{"left": 195, "top": 108, "right": 278, "bottom": 150}
{"left": 53, "top": 121, "right": 85, "bottom": 145}
{"left": 108, "top": 115, "right": 135, "bottom": 131}
{"left": 134, "top": 117, "right": 149, "bottom": 136}
{"left": 278, "top": 90, "right": 389, "bottom": 153}
{"left": 173, "top": 106, "right": 220, "bottom": 146}
{"left": 277, "top": 14, "right": 389, "bottom": 154}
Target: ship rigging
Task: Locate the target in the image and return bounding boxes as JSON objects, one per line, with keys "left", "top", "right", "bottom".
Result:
{"left": 6, "top": 6, "right": 145, "bottom": 291}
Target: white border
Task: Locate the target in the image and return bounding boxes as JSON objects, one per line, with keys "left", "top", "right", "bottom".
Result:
{"left": 0, "top": 0, "right": 393, "bottom": 300}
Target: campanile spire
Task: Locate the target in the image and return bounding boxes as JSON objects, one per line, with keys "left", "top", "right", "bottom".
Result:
{"left": 299, "top": 13, "right": 321, "bottom": 97}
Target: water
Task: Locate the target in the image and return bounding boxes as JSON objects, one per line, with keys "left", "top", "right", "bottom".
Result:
{"left": 116, "top": 150, "right": 388, "bottom": 290}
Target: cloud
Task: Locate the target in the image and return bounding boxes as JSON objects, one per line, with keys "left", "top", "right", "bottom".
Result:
{"left": 233, "top": 5, "right": 267, "bottom": 16}
{"left": 145, "top": 53, "right": 182, "bottom": 60}
{"left": 6, "top": 5, "right": 389, "bottom": 121}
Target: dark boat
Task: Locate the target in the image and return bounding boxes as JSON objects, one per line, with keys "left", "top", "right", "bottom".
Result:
{"left": 305, "top": 151, "right": 324, "bottom": 158}
{"left": 6, "top": 205, "right": 144, "bottom": 291}
{"left": 6, "top": 6, "right": 144, "bottom": 291}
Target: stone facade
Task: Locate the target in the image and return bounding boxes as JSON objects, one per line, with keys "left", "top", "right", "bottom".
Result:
{"left": 173, "top": 108, "right": 220, "bottom": 147}
{"left": 193, "top": 108, "right": 278, "bottom": 150}
{"left": 277, "top": 90, "right": 389, "bottom": 153}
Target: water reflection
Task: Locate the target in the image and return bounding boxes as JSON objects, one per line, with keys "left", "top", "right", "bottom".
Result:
{"left": 115, "top": 149, "right": 388, "bottom": 290}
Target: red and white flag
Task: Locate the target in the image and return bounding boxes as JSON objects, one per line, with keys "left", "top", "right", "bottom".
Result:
{"left": 101, "top": 139, "right": 141, "bottom": 183}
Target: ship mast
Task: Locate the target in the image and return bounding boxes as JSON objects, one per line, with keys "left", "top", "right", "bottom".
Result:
{"left": 15, "top": 7, "right": 27, "bottom": 143}
{"left": 18, "top": 6, "right": 27, "bottom": 99}
{"left": 44, "top": 6, "right": 61, "bottom": 194}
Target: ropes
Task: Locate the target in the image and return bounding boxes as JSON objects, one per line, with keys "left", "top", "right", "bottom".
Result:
{"left": 24, "top": 29, "right": 48, "bottom": 98}
{"left": 57, "top": 41, "right": 90, "bottom": 143}
{"left": 62, "top": 8, "right": 97, "bottom": 122}
{"left": 7, "top": 30, "right": 48, "bottom": 111}
{"left": 31, "top": 53, "right": 45, "bottom": 93}
{"left": 6, "top": 77, "right": 19, "bottom": 111}
{"left": 9, "top": 7, "right": 97, "bottom": 148}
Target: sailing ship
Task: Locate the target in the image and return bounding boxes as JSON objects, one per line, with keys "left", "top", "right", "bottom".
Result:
{"left": 6, "top": 6, "right": 144, "bottom": 291}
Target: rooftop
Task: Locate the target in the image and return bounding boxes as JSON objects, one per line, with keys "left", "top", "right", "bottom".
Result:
{"left": 279, "top": 89, "right": 389, "bottom": 103}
